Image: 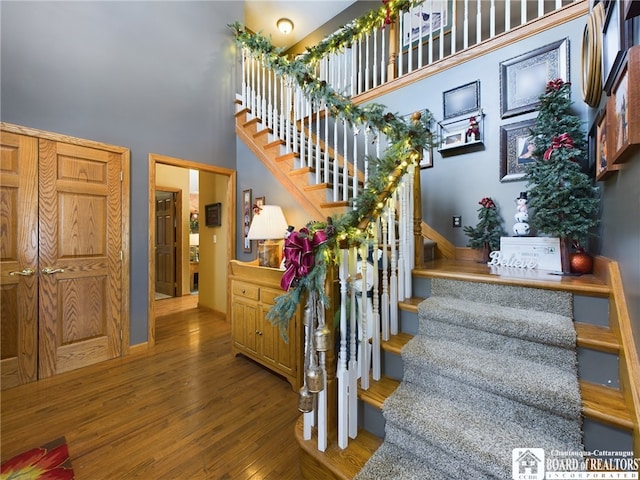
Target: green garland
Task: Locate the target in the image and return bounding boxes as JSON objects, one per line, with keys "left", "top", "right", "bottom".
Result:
{"left": 230, "top": 2, "right": 434, "bottom": 336}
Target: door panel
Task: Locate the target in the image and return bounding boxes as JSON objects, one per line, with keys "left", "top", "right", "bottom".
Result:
{"left": 155, "top": 191, "right": 176, "bottom": 296}
{"left": 0, "top": 132, "right": 39, "bottom": 388}
{"left": 38, "top": 139, "right": 122, "bottom": 378}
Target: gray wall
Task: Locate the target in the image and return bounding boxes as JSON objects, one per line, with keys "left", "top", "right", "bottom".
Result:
{"left": 1, "top": 1, "right": 243, "bottom": 344}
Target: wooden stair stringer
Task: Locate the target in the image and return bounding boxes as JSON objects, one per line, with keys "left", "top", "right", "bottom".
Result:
{"left": 236, "top": 111, "right": 335, "bottom": 222}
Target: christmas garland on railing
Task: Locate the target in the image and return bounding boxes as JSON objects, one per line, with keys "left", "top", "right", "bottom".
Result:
{"left": 230, "top": 7, "right": 434, "bottom": 337}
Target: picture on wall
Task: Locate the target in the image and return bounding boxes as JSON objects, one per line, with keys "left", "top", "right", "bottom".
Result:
{"left": 595, "top": 102, "right": 611, "bottom": 180}
{"left": 500, "top": 119, "right": 537, "bottom": 182}
{"left": 602, "top": 0, "right": 626, "bottom": 94}
{"left": 205, "top": 202, "right": 221, "bottom": 227}
{"left": 610, "top": 46, "right": 640, "bottom": 163}
{"left": 242, "top": 189, "right": 252, "bottom": 253}
{"left": 443, "top": 80, "right": 480, "bottom": 119}
{"left": 500, "top": 38, "right": 569, "bottom": 118}
{"left": 420, "top": 146, "right": 433, "bottom": 168}
{"left": 402, "top": 0, "right": 449, "bottom": 49}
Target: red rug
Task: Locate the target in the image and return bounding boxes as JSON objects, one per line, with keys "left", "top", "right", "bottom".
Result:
{"left": 1, "top": 437, "right": 74, "bottom": 479}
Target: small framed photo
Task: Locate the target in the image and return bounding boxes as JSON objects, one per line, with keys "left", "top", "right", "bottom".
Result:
{"left": 205, "top": 202, "right": 222, "bottom": 227}
{"left": 500, "top": 119, "right": 537, "bottom": 182}
{"left": 402, "top": 0, "right": 449, "bottom": 50}
{"left": 443, "top": 81, "right": 480, "bottom": 119}
{"left": 625, "top": 0, "right": 640, "bottom": 19}
{"left": 611, "top": 46, "right": 640, "bottom": 164}
{"left": 595, "top": 101, "right": 616, "bottom": 181}
{"left": 419, "top": 147, "right": 433, "bottom": 168}
{"left": 254, "top": 196, "right": 265, "bottom": 214}
{"left": 500, "top": 38, "right": 569, "bottom": 118}
{"left": 440, "top": 129, "right": 466, "bottom": 149}
{"left": 242, "top": 189, "right": 252, "bottom": 253}
{"left": 601, "top": 0, "right": 630, "bottom": 94}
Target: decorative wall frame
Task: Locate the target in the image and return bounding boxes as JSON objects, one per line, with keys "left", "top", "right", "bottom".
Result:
{"left": 242, "top": 189, "right": 252, "bottom": 253}
{"left": 610, "top": 45, "right": 640, "bottom": 164}
{"left": 500, "top": 38, "right": 569, "bottom": 118}
{"left": 499, "top": 119, "right": 537, "bottom": 182}
{"left": 443, "top": 80, "right": 480, "bottom": 119}
{"left": 402, "top": 0, "right": 450, "bottom": 50}
{"left": 205, "top": 202, "right": 221, "bottom": 227}
{"left": 581, "top": 3, "right": 604, "bottom": 107}
{"left": 602, "top": 0, "right": 626, "bottom": 94}
{"left": 419, "top": 147, "right": 433, "bottom": 168}
{"left": 595, "top": 99, "right": 620, "bottom": 181}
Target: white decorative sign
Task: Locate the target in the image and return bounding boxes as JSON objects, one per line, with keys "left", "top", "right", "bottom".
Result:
{"left": 497, "top": 237, "right": 562, "bottom": 272}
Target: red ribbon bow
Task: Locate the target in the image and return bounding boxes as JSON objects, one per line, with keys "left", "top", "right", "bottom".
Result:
{"left": 382, "top": 0, "right": 392, "bottom": 26}
{"left": 280, "top": 228, "right": 328, "bottom": 291}
{"left": 479, "top": 197, "right": 496, "bottom": 209}
{"left": 543, "top": 133, "right": 574, "bottom": 160}
{"left": 546, "top": 78, "right": 566, "bottom": 92}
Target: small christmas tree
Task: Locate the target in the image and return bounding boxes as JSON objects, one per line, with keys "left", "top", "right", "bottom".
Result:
{"left": 464, "top": 197, "right": 506, "bottom": 259}
{"left": 525, "top": 79, "right": 600, "bottom": 272}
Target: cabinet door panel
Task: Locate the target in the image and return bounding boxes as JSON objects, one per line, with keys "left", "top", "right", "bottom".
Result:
{"left": 0, "top": 132, "right": 38, "bottom": 388}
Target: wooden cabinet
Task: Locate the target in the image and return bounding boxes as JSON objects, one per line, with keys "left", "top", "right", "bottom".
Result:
{"left": 229, "top": 260, "right": 302, "bottom": 390}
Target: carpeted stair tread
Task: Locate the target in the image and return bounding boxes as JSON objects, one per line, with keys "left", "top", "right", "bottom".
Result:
{"left": 354, "top": 440, "right": 449, "bottom": 480}
{"left": 403, "top": 335, "right": 581, "bottom": 418}
{"left": 430, "top": 278, "right": 573, "bottom": 316}
{"left": 419, "top": 317, "right": 576, "bottom": 370}
{"left": 418, "top": 296, "right": 576, "bottom": 348}
{"left": 383, "top": 381, "right": 583, "bottom": 479}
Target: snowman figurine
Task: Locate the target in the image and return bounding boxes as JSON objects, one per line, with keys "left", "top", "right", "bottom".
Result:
{"left": 513, "top": 192, "right": 530, "bottom": 236}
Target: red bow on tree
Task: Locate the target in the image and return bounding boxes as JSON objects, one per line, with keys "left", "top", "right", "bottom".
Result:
{"left": 382, "top": 0, "right": 392, "bottom": 26}
{"left": 546, "top": 78, "right": 571, "bottom": 93}
{"left": 479, "top": 197, "right": 496, "bottom": 209}
{"left": 543, "top": 133, "right": 575, "bottom": 160}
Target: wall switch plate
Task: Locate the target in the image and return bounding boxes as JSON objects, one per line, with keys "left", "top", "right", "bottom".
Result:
{"left": 452, "top": 215, "right": 462, "bottom": 227}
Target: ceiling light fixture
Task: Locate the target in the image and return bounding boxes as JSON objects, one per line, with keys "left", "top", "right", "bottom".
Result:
{"left": 277, "top": 18, "right": 294, "bottom": 35}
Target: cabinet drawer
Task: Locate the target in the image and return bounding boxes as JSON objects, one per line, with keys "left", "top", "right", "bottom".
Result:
{"left": 232, "top": 281, "right": 259, "bottom": 301}
{"left": 261, "top": 287, "right": 285, "bottom": 306}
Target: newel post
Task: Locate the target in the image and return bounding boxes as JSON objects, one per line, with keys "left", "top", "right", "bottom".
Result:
{"left": 412, "top": 111, "right": 424, "bottom": 268}
{"left": 387, "top": 21, "right": 398, "bottom": 82}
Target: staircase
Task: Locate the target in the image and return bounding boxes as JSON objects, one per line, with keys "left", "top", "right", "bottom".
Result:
{"left": 295, "top": 260, "right": 638, "bottom": 479}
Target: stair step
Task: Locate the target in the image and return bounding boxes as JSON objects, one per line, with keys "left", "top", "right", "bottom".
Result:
{"left": 264, "top": 138, "right": 284, "bottom": 150}
{"left": 575, "top": 322, "right": 620, "bottom": 354}
{"left": 580, "top": 380, "right": 634, "bottom": 430}
{"left": 398, "top": 296, "right": 423, "bottom": 313}
{"left": 381, "top": 332, "right": 413, "bottom": 355}
{"left": 295, "top": 416, "right": 381, "bottom": 480}
{"left": 358, "top": 375, "right": 400, "bottom": 409}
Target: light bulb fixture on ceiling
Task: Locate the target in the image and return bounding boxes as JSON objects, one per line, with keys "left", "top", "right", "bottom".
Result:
{"left": 277, "top": 18, "right": 294, "bottom": 35}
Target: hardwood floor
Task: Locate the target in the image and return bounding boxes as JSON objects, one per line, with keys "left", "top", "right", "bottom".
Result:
{"left": 1, "top": 295, "right": 302, "bottom": 479}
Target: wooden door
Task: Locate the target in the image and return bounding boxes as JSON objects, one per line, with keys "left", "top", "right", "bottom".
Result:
{"left": 38, "top": 139, "right": 123, "bottom": 378}
{"left": 155, "top": 191, "right": 176, "bottom": 297}
{"left": 0, "top": 132, "right": 39, "bottom": 388}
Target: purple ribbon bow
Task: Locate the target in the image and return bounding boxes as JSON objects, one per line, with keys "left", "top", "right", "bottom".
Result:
{"left": 281, "top": 227, "right": 328, "bottom": 291}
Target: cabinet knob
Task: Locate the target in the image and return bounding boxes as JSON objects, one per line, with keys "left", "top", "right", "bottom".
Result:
{"left": 242, "top": 289, "right": 246, "bottom": 294}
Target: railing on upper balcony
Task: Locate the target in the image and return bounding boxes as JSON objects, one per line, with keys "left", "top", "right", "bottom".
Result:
{"left": 234, "top": 0, "right": 578, "bottom": 454}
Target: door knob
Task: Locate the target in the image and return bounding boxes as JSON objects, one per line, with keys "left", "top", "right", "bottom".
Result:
{"left": 41, "top": 267, "right": 65, "bottom": 275}
{"left": 9, "top": 268, "right": 35, "bottom": 276}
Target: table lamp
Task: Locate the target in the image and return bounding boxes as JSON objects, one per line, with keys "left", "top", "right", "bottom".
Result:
{"left": 246, "top": 205, "right": 288, "bottom": 268}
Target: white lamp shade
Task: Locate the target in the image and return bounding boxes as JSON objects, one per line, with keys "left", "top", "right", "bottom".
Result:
{"left": 246, "top": 205, "right": 288, "bottom": 240}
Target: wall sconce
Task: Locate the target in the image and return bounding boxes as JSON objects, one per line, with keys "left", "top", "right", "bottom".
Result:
{"left": 277, "top": 18, "right": 294, "bottom": 35}
{"left": 247, "top": 205, "right": 288, "bottom": 268}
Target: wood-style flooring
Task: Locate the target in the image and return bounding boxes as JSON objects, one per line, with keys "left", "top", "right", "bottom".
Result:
{"left": 1, "top": 295, "right": 302, "bottom": 479}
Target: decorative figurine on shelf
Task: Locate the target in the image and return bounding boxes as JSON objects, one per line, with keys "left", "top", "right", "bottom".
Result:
{"left": 466, "top": 116, "right": 480, "bottom": 142}
{"left": 513, "top": 192, "right": 530, "bottom": 236}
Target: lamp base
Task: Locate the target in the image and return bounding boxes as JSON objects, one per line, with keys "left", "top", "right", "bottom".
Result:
{"left": 257, "top": 241, "right": 282, "bottom": 268}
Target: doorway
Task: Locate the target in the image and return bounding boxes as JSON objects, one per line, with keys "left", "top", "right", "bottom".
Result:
{"left": 148, "top": 153, "right": 236, "bottom": 347}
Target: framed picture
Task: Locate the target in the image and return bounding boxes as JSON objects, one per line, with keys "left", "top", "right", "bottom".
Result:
{"left": 595, "top": 100, "right": 618, "bottom": 181}
{"left": 611, "top": 46, "right": 640, "bottom": 163}
{"left": 254, "top": 196, "right": 265, "bottom": 214}
{"left": 500, "top": 38, "right": 569, "bottom": 118}
{"left": 205, "top": 202, "right": 221, "bottom": 227}
{"left": 443, "top": 81, "right": 480, "bottom": 119}
{"left": 419, "top": 147, "right": 433, "bottom": 168}
{"left": 500, "top": 119, "right": 537, "bottom": 182}
{"left": 402, "top": 0, "right": 449, "bottom": 50}
{"left": 242, "top": 189, "right": 252, "bottom": 253}
{"left": 602, "top": 2, "right": 626, "bottom": 95}
{"left": 626, "top": 0, "right": 640, "bottom": 19}
{"left": 440, "top": 129, "right": 466, "bottom": 149}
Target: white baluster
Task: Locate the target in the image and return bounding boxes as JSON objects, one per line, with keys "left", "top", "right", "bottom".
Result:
{"left": 380, "top": 19, "right": 386, "bottom": 85}
{"left": 538, "top": 0, "right": 544, "bottom": 18}
{"left": 372, "top": 219, "right": 381, "bottom": 381}
{"left": 381, "top": 211, "right": 390, "bottom": 341}
{"left": 505, "top": 0, "right": 511, "bottom": 32}
{"left": 464, "top": 0, "right": 469, "bottom": 50}
{"left": 428, "top": 1, "right": 433, "bottom": 65}
{"left": 316, "top": 104, "right": 321, "bottom": 184}
{"left": 397, "top": 179, "right": 405, "bottom": 302}
{"left": 316, "top": 295, "right": 327, "bottom": 452}
{"left": 348, "top": 245, "right": 358, "bottom": 439}
{"left": 405, "top": 169, "right": 414, "bottom": 297}
{"left": 398, "top": 11, "right": 404, "bottom": 77}
{"left": 343, "top": 119, "right": 348, "bottom": 202}
{"left": 451, "top": 0, "right": 458, "bottom": 54}
{"left": 490, "top": 0, "right": 496, "bottom": 39}
{"left": 407, "top": 6, "right": 413, "bottom": 73}
{"left": 352, "top": 125, "right": 358, "bottom": 200}
{"left": 241, "top": 49, "right": 247, "bottom": 108}
{"left": 373, "top": 28, "right": 378, "bottom": 89}
{"left": 365, "top": 32, "right": 370, "bottom": 92}
{"left": 389, "top": 191, "right": 398, "bottom": 335}
{"left": 337, "top": 248, "right": 349, "bottom": 449}
{"left": 521, "top": 0, "right": 527, "bottom": 25}
{"left": 477, "top": 0, "right": 482, "bottom": 44}
{"left": 357, "top": 36, "right": 362, "bottom": 95}
{"left": 324, "top": 105, "right": 329, "bottom": 185}
{"left": 358, "top": 243, "right": 370, "bottom": 389}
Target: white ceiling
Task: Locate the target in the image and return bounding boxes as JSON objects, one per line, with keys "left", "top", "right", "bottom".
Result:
{"left": 244, "top": 0, "right": 356, "bottom": 49}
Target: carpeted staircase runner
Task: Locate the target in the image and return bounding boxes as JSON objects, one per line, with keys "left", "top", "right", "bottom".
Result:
{"left": 355, "top": 279, "right": 583, "bottom": 479}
